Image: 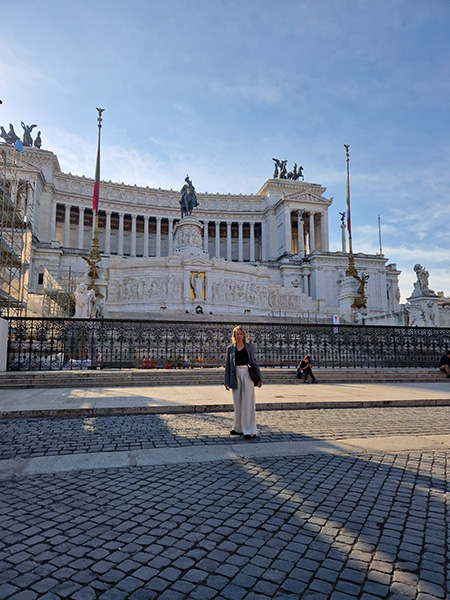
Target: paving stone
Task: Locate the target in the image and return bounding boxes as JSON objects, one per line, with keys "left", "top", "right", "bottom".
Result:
{"left": 73, "top": 588, "right": 98, "bottom": 600}
{"left": 1, "top": 408, "right": 450, "bottom": 600}
{"left": 363, "top": 580, "right": 390, "bottom": 597}
{"left": 417, "top": 579, "right": 446, "bottom": 598}
{"left": 220, "top": 583, "right": 247, "bottom": 599}
{"left": 335, "top": 580, "right": 362, "bottom": 596}
{"left": 309, "top": 577, "right": 334, "bottom": 595}
{"left": 340, "top": 567, "right": 366, "bottom": 584}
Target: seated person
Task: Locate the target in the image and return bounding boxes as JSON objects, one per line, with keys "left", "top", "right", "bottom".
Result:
{"left": 297, "top": 355, "right": 317, "bottom": 384}
{"left": 439, "top": 350, "right": 450, "bottom": 378}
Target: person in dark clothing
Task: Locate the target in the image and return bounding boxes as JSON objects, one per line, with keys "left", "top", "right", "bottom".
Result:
{"left": 439, "top": 351, "right": 450, "bottom": 378}
{"left": 297, "top": 355, "right": 317, "bottom": 384}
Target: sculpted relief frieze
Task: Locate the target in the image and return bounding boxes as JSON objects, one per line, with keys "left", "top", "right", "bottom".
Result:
{"left": 211, "top": 279, "right": 268, "bottom": 308}
{"left": 108, "top": 275, "right": 182, "bottom": 303}
{"left": 174, "top": 225, "right": 203, "bottom": 248}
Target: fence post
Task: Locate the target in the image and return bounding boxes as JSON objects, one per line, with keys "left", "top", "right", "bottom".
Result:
{"left": 0, "top": 318, "right": 8, "bottom": 372}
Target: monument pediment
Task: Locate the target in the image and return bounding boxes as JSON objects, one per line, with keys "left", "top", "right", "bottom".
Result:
{"left": 182, "top": 256, "right": 212, "bottom": 268}
{"left": 282, "top": 190, "right": 331, "bottom": 206}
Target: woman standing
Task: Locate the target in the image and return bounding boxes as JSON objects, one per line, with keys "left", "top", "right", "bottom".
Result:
{"left": 224, "top": 326, "right": 262, "bottom": 440}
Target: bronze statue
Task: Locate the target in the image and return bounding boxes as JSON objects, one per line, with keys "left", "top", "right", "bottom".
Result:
{"left": 272, "top": 158, "right": 281, "bottom": 178}
{"left": 351, "top": 273, "right": 370, "bottom": 310}
{"left": 272, "top": 158, "right": 288, "bottom": 178}
{"left": 34, "top": 131, "right": 42, "bottom": 149}
{"left": 272, "top": 159, "right": 303, "bottom": 180}
{"left": 180, "top": 175, "right": 198, "bottom": 218}
{"left": 0, "top": 124, "right": 20, "bottom": 145}
{"left": 21, "top": 122, "right": 37, "bottom": 147}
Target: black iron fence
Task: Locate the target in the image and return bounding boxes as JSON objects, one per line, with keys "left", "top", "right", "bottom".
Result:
{"left": 6, "top": 317, "right": 450, "bottom": 371}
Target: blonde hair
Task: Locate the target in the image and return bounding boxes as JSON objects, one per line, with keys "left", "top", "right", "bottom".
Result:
{"left": 232, "top": 326, "right": 247, "bottom": 344}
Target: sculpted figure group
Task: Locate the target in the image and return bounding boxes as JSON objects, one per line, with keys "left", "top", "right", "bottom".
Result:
{"left": 414, "top": 264, "right": 430, "bottom": 292}
{"left": 0, "top": 122, "right": 42, "bottom": 148}
{"left": 272, "top": 159, "right": 304, "bottom": 181}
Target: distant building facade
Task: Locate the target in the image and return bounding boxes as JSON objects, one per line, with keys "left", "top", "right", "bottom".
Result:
{"left": 0, "top": 145, "right": 417, "bottom": 323}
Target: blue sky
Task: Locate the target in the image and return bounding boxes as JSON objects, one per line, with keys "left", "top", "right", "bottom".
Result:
{"left": 2, "top": 0, "right": 449, "bottom": 302}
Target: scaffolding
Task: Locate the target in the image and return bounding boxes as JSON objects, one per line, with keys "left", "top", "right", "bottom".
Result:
{"left": 0, "top": 146, "right": 33, "bottom": 317}
{"left": 41, "top": 267, "right": 77, "bottom": 317}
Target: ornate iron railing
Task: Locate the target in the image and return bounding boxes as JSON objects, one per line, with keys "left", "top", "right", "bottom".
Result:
{"left": 5, "top": 317, "right": 450, "bottom": 371}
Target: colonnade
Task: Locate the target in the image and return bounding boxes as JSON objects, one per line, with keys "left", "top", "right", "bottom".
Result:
{"left": 55, "top": 204, "right": 263, "bottom": 262}
{"left": 291, "top": 209, "right": 329, "bottom": 255}
{"left": 55, "top": 203, "right": 331, "bottom": 261}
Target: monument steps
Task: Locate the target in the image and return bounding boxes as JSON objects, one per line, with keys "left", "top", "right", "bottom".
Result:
{"left": 0, "top": 368, "right": 445, "bottom": 389}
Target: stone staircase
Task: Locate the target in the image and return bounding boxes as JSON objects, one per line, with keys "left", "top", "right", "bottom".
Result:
{"left": 0, "top": 367, "right": 445, "bottom": 389}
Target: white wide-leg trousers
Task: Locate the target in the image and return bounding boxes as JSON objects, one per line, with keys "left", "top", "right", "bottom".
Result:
{"left": 232, "top": 365, "right": 258, "bottom": 436}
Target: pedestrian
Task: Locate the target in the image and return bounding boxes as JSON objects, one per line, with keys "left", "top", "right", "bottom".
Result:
{"left": 224, "top": 325, "right": 262, "bottom": 440}
{"left": 297, "top": 355, "right": 317, "bottom": 383}
{"left": 439, "top": 350, "right": 450, "bottom": 378}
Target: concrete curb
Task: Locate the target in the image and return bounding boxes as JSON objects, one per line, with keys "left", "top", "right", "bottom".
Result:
{"left": 3, "top": 434, "right": 450, "bottom": 481}
{"left": 2, "top": 397, "right": 450, "bottom": 419}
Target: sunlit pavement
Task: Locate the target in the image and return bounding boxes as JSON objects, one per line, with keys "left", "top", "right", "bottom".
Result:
{"left": 1, "top": 395, "right": 449, "bottom": 599}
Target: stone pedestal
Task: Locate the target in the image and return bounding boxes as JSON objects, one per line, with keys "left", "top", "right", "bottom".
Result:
{"left": 338, "top": 276, "right": 361, "bottom": 323}
{"left": 406, "top": 293, "right": 440, "bottom": 327}
{"left": 173, "top": 216, "right": 209, "bottom": 258}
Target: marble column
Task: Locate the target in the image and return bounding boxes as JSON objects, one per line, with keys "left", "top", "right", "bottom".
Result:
{"left": 285, "top": 207, "right": 292, "bottom": 254}
{"left": 226, "top": 222, "right": 232, "bottom": 261}
{"left": 296, "top": 210, "right": 304, "bottom": 257}
{"left": 105, "top": 211, "right": 111, "bottom": 254}
{"left": 26, "top": 183, "right": 33, "bottom": 225}
{"left": 168, "top": 218, "right": 174, "bottom": 255}
{"left": 143, "top": 216, "right": 149, "bottom": 257}
{"left": 156, "top": 217, "right": 161, "bottom": 257}
{"left": 131, "top": 214, "right": 137, "bottom": 257}
{"left": 215, "top": 221, "right": 220, "bottom": 258}
{"left": 261, "top": 220, "right": 268, "bottom": 261}
{"left": 250, "top": 222, "right": 255, "bottom": 262}
{"left": 50, "top": 200, "right": 57, "bottom": 242}
{"left": 63, "top": 205, "right": 71, "bottom": 247}
{"left": 77, "top": 207, "right": 85, "bottom": 249}
{"left": 309, "top": 212, "right": 315, "bottom": 253}
{"left": 238, "top": 222, "right": 243, "bottom": 262}
{"left": 322, "top": 210, "right": 329, "bottom": 252}
{"left": 203, "top": 220, "right": 209, "bottom": 254}
{"left": 118, "top": 212, "right": 124, "bottom": 256}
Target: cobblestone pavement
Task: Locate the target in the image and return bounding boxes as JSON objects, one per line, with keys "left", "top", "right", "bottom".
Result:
{"left": 1, "top": 407, "right": 449, "bottom": 600}
{"left": 2, "top": 406, "right": 450, "bottom": 459}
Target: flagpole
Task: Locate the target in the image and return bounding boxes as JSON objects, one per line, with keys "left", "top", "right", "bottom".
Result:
{"left": 90, "top": 108, "right": 104, "bottom": 264}
{"left": 82, "top": 108, "right": 105, "bottom": 306}
{"left": 344, "top": 144, "right": 357, "bottom": 277}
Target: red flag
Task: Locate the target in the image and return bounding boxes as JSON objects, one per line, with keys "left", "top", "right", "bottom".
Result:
{"left": 92, "top": 141, "right": 100, "bottom": 215}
